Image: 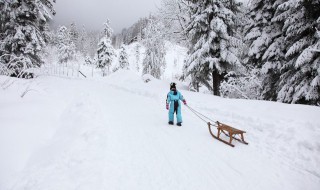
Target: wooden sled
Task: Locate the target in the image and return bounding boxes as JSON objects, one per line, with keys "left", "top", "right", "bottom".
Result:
{"left": 207, "top": 121, "right": 248, "bottom": 147}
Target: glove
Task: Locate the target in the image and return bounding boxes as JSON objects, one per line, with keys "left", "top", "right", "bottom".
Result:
{"left": 183, "top": 99, "right": 187, "bottom": 105}
{"left": 166, "top": 103, "right": 169, "bottom": 110}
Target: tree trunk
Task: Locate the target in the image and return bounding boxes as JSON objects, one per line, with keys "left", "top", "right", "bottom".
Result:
{"left": 212, "top": 70, "right": 221, "bottom": 96}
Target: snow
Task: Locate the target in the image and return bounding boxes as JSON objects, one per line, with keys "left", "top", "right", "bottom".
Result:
{"left": 1, "top": 68, "right": 320, "bottom": 189}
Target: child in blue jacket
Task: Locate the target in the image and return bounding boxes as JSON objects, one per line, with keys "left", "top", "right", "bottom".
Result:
{"left": 166, "top": 82, "right": 187, "bottom": 126}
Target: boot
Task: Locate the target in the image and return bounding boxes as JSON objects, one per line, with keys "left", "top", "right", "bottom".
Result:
{"left": 168, "top": 121, "right": 174, "bottom": 125}
{"left": 177, "top": 122, "right": 182, "bottom": 126}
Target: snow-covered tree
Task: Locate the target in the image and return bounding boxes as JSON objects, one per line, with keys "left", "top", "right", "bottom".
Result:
{"left": 244, "top": 0, "right": 284, "bottom": 67}
{"left": 244, "top": 0, "right": 320, "bottom": 105}
{"left": 85, "top": 56, "right": 92, "bottom": 65}
{"left": 142, "top": 18, "right": 166, "bottom": 79}
{"left": 244, "top": 0, "right": 286, "bottom": 100}
{"left": 183, "top": 0, "right": 242, "bottom": 95}
{"left": 220, "top": 68, "right": 262, "bottom": 99}
{"left": 78, "top": 25, "right": 89, "bottom": 56}
{"left": 57, "top": 26, "right": 76, "bottom": 64}
{"left": 0, "top": 0, "right": 55, "bottom": 77}
{"left": 274, "top": 0, "right": 320, "bottom": 105}
{"left": 119, "top": 45, "right": 129, "bottom": 69}
{"left": 135, "top": 43, "right": 141, "bottom": 72}
{"left": 69, "top": 22, "right": 79, "bottom": 46}
{"left": 96, "top": 19, "right": 116, "bottom": 76}
{"left": 158, "top": 0, "right": 190, "bottom": 45}
{"left": 87, "top": 31, "right": 100, "bottom": 57}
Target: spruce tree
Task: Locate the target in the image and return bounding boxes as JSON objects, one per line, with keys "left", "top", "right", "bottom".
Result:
{"left": 79, "top": 25, "right": 88, "bottom": 56}
{"left": 0, "top": 0, "right": 55, "bottom": 77}
{"left": 183, "top": 0, "right": 242, "bottom": 95}
{"left": 96, "top": 19, "right": 115, "bottom": 76}
{"left": 119, "top": 45, "right": 129, "bottom": 69}
{"left": 274, "top": 0, "right": 320, "bottom": 105}
{"left": 245, "top": 0, "right": 320, "bottom": 105}
{"left": 244, "top": 0, "right": 283, "bottom": 67}
{"left": 244, "top": 0, "right": 286, "bottom": 100}
{"left": 135, "top": 43, "right": 141, "bottom": 72}
{"left": 57, "top": 26, "right": 76, "bottom": 64}
{"left": 69, "top": 22, "right": 79, "bottom": 46}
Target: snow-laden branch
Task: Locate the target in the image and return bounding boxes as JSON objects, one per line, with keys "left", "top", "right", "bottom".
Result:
{"left": 307, "top": 49, "right": 320, "bottom": 53}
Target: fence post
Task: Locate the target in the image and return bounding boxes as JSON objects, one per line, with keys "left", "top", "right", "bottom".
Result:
{"left": 92, "top": 63, "right": 94, "bottom": 77}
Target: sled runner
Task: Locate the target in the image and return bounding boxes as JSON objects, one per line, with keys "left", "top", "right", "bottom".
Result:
{"left": 208, "top": 121, "right": 248, "bottom": 147}
{"left": 185, "top": 105, "right": 249, "bottom": 147}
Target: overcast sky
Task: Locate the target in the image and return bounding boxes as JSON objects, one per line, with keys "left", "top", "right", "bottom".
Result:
{"left": 52, "top": 0, "right": 162, "bottom": 34}
{"left": 52, "top": 0, "right": 249, "bottom": 34}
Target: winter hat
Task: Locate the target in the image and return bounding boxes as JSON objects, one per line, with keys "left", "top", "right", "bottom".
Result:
{"left": 170, "top": 82, "right": 176, "bottom": 90}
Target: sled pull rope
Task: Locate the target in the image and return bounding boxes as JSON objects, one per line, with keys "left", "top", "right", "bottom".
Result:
{"left": 185, "top": 105, "right": 217, "bottom": 125}
{"left": 185, "top": 105, "right": 249, "bottom": 147}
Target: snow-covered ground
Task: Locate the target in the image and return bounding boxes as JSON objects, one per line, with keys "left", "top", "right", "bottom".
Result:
{"left": 1, "top": 69, "right": 320, "bottom": 190}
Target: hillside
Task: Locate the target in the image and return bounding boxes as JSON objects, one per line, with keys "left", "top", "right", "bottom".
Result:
{"left": 0, "top": 70, "right": 319, "bottom": 190}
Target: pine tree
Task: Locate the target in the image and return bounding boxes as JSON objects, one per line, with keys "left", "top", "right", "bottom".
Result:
{"left": 119, "top": 45, "right": 129, "bottom": 69}
{"left": 0, "top": 0, "right": 55, "bottom": 77}
{"left": 135, "top": 43, "right": 141, "bottom": 72}
{"left": 183, "top": 0, "right": 242, "bottom": 95}
{"left": 244, "top": 0, "right": 283, "bottom": 67}
{"left": 69, "top": 22, "right": 79, "bottom": 45}
{"left": 96, "top": 19, "right": 115, "bottom": 76}
{"left": 57, "top": 26, "right": 76, "bottom": 64}
{"left": 244, "top": 0, "right": 320, "bottom": 105}
{"left": 78, "top": 25, "right": 89, "bottom": 56}
{"left": 274, "top": 0, "right": 320, "bottom": 105}
{"left": 87, "top": 31, "right": 100, "bottom": 57}
{"left": 244, "top": 0, "right": 286, "bottom": 100}
{"left": 142, "top": 18, "right": 166, "bottom": 79}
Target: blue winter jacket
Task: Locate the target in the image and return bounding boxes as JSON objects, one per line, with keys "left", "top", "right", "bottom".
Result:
{"left": 166, "top": 90, "right": 185, "bottom": 123}
{"left": 166, "top": 90, "right": 184, "bottom": 105}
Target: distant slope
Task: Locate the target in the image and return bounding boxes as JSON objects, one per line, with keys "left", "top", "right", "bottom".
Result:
{"left": 112, "top": 41, "right": 187, "bottom": 81}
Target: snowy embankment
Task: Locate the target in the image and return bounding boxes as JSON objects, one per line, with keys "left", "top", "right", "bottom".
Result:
{"left": 0, "top": 70, "right": 320, "bottom": 190}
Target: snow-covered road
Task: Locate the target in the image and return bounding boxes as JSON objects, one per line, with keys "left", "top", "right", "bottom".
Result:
{"left": 1, "top": 71, "right": 320, "bottom": 190}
